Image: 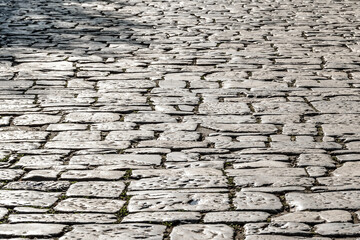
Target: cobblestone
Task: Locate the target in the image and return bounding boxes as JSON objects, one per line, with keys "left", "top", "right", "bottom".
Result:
{"left": 1, "top": 0, "right": 360, "bottom": 238}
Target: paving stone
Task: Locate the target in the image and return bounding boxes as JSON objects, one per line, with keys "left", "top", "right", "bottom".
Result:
{"left": 22, "top": 170, "right": 60, "bottom": 181}
{"left": 13, "top": 114, "right": 61, "bottom": 126}
{"left": 69, "top": 154, "right": 162, "bottom": 167}
{"left": 60, "top": 170, "right": 125, "bottom": 180}
{"left": 106, "top": 130, "right": 154, "bottom": 141}
{"left": 129, "top": 176, "right": 227, "bottom": 191}
{"left": 0, "top": 169, "right": 24, "bottom": 181}
{"left": 66, "top": 181, "right": 125, "bottom": 198}
{"left": 14, "top": 155, "right": 64, "bottom": 169}
{"left": 234, "top": 192, "right": 282, "bottom": 212}
{"left": 0, "top": 190, "right": 60, "bottom": 207}
{"left": 245, "top": 236, "right": 330, "bottom": 240}
{"left": 272, "top": 210, "right": 352, "bottom": 223}
{"left": 13, "top": 207, "right": 48, "bottom": 213}
{"left": 234, "top": 176, "right": 314, "bottom": 188}
{"left": 297, "top": 154, "right": 335, "bottom": 167}
{"left": 9, "top": 213, "right": 117, "bottom": 224}
{"left": 332, "top": 162, "right": 360, "bottom": 177}
{"left": 0, "top": 223, "right": 66, "bottom": 237}
{"left": 166, "top": 152, "right": 200, "bottom": 162}
{"left": 45, "top": 141, "right": 130, "bottom": 150}
{"left": 170, "top": 224, "right": 233, "bottom": 240}
{"left": 47, "top": 124, "right": 88, "bottom": 131}
{"left": 0, "top": 207, "right": 8, "bottom": 219}
{"left": 52, "top": 131, "right": 101, "bottom": 141}
{"left": 244, "top": 222, "right": 311, "bottom": 236}
{"left": 5, "top": 181, "right": 70, "bottom": 192}
{"left": 54, "top": 198, "right": 125, "bottom": 213}
{"left": 204, "top": 211, "right": 270, "bottom": 223}
{"left": 286, "top": 191, "right": 360, "bottom": 211}
{"left": 122, "top": 212, "right": 201, "bottom": 223}
{"left": 199, "top": 102, "right": 250, "bottom": 115}
{"left": 64, "top": 112, "right": 120, "bottom": 123}
{"left": 59, "top": 224, "right": 165, "bottom": 240}
{"left": 315, "top": 223, "right": 360, "bottom": 237}
{"left": 227, "top": 168, "right": 307, "bottom": 177}
{"left": 132, "top": 168, "right": 223, "bottom": 178}
{"left": 128, "top": 192, "right": 229, "bottom": 212}
{"left": 0, "top": 131, "right": 48, "bottom": 142}
{"left": 90, "top": 122, "right": 136, "bottom": 131}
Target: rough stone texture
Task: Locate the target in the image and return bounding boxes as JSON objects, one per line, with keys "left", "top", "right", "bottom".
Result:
{"left": 59, "top": 224, "right": 166, "bottom": 240}
{"left": 1, "top": 0, "right": 360, "bottom": 238}
{"left": 0, "top": 223, "right": 66, "bottom": 237}
{"left": 54, "top": 198, "right": 125, "bottom": 213}
{"left": 170, "top": 224, "right": 233, "bottom": 240}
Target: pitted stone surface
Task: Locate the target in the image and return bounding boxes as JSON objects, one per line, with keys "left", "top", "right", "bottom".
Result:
{"left": 0, "top": 190, "right": 60, "bottom": 207}
{"left": 128, "top": 192, "right": 229, "bottom": 212}
{"left": 66, "top": 181, "right": 125, "bottom": 198}
{"left": 54, "top": 198, "right": 125, "bottom": 213}
{"left": 234, "top": 192, "right": 282, "bottom": 212}
{"left": 0, "top": 223, "right": 66, "bottom": 237}
{"left": 2, "top": 0, "right": 360, "bottom": 238}
{"left": 170, "top": 224, "right": 233, "bottom": 240}
{"left": 59, "top": 224, "right": 166, "bottom": 240}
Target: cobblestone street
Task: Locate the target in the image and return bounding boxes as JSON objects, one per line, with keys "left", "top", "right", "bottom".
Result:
{"left": 1, "top": 0, "right": 360, "bottom": 239}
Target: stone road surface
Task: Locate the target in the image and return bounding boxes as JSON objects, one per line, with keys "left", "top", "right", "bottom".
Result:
{"left": 0, "top": 0, "right": 360, "bottom": 239}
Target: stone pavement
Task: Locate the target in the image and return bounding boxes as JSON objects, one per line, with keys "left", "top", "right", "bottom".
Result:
{"left": 0, "top": 0, "right": 360, "bottom": 239}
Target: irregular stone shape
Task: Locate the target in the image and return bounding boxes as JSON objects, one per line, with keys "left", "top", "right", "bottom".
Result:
{"left": 306, "top": 166, "right": 327, "bottom": 177}
{"left": 203, "top": 123, "right": 277, "bottom": 134}
{"left": 137, "top": 140, "right": 208, "bottom": 149}
{"left": 166, "top": 152, "right": 200, "bottom": 162}
{"left": 336, "top": 154, "right": 360, "bottom": 162}
{"left": 305, "top": 114, "right": 360, "bottom": 124}
{"left": 124, "top": 113, "right": 176, "bottom": 123}
{"left": 332, "top": 162, "right": 360, "bottom": 177}
{"left": 132, "top": 169, "right": 223, "bottom": 178}
{"left": 183, "top": 115, "right": 256, "bottom": 124}
{"left": 90, "top": 122, "right": 136, "bottom": 131}
{"left": 69, "top": 154, "right": 161, "bottom": 167}
{"left": 272, "top": 210, "right": 352, "bottom": 223}
{"left": 244, "top": 222, "right": 311, "bottom": 236}
{"left": 0, "top": 131, "right": 48, "bottom": 141}
{"left": 322, "top": 124, "right": 360, "bottom": 136}
{"left": 234, "top": 192, "right": 282, "bottom": 212}
{"left": 315, "top": 223, "right": 360, "bottom": 236}
{"left": 0, "top": 207, "right": 8, "bottom": 219}
{"left": 52, "top": 131, "right": 101, "bottom": 141}
{"left": 226, "top": 168, "right": 307, "bottom": 177}
{"left": 129, "top": 176, "right": 227, "bottom": 191}
{"left": 64, "top": 112, "right": 120, "bottom": 123}
{"left": 66, "top": 181, "right": 125, "bottom": 198}
{"left": 22, "top": 170, "right": 60, "bottom": 180}
{"left": 47, "top": 124, "right": 88, "bottom": 131}
{"left": 59, "top": 224, "right": 165, "bottom": 240}
{"left": 0, "top": 190, "right": 60, "bottom": 207}
{"left": 0, "top": 169, "right": 24, "bottom": 181}
{"left": 282, "top": 123, "right": 317, "bottom": 135}
{"left": 286, "top": 191, "right": 360, "bottom": 211}
{"left": 13, "top": 207, "right": 48, "bottom": 213}
{"left": 54, "top": 198, "right": 125, "bottom": 213}
{"left": 252, "top": 102, "right": 314, "bottom": 114}
{"left": 204, "top": 211, "right": 270, "bottom": 223}
{"left": 312, "top": 101, "right": 360, "bottom": 113}
{"left": 199, "top": 102, "right": 250, "bottom": 115}
{"left": 140, "top": 123, "right": 198, "bottom": 132}
{"left": 60, "top": 170, "right": 124, "bottom": 180}
{"left": 230, "top": 154, "right": 289, "bottom": 163}
{"left": 234, "top": 176, "right": 314, "bottom": 187}
{"left": 270, "top": 141, "right": 342, "bottom": 150}
{"left": 106, "top": 130, "right": 154, "bottom": 141}
{"left": 164, "top": 161, "right": 223, "bottom": 169}
{"left": 233, "top": 160, "right": 289, "bottom": 169}
{"left": 14, "top": 155, "right": 64, "bottom": 168}
{"left": 0, "top": 223, "right": 66, "bottom": 237}
{"left": 297, "top": 154, "right": 335, "bottom": 167}
{"left": 9, "top": 213, "right": 117, "bottom": 224}
{"left": 13, "top": 114, "right": 61, "bottom": 126}
{"left": 128, "top": 192, "right": 229, "bottom": 212}
{"left": 170, "top": 224, "right": 233, "bottom": 240}
{"left": 158, "top": 131, "right": 200, "bottom": 141}
{"left": 45, "top": 141, "right": 130, "bottom": 150}
{"left": 5, "top": 181, "right": 70, "bottom": 192}
{"left": 122, "top": 212, "right": 201, "bottom": 223}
